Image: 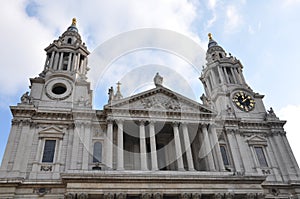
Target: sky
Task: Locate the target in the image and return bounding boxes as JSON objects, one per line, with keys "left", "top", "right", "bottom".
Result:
{"left": 0, "top": 0, "right": 300, "bottom": 166}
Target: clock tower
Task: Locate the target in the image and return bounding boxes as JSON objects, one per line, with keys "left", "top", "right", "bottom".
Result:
{"left": 200, "top": 33, "right": 266, "bottom": 120}
{"left": 30, "top": 18, "right": 92, "bottom": 110}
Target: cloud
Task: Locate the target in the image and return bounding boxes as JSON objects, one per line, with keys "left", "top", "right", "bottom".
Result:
{"left": 224, "top": 5, "right": 243, "bottom": 33}
{"left": 0, "top": 1, "right": 202, "bottom": 98}
{"left": 283, "top": 0, "right": 300, "bottom": 7}
{"left": 0, "top": 1, "right": 53, "bottom": 95}
{"left": 248, "top": 22, "right": 261, "bottom": 35}
{"left": 277, "top": 105, "right": 300, "bottom": 165}
{"left": 208, "top": 0, "right": 217, "bottom": 10}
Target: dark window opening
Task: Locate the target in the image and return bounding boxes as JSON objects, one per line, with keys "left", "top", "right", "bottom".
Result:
{"left": 93, "top": 142, "right": 102, "bottom": 163}
{"left": 255, "top": 146, "right": 268, "bottom": 167}
{"left": 219, "top": 53, "right": 223, "bottom": 58}
{"left": 226, "top": 67, "right": 235, "bottom": 84}
{"left": 67, "top": 38, "right": 72, "bottom": 44}
{"left": 52, "top": 83, "right": 67, "bottom": 95}
{"left": 42, "top": 140, "right": 56, "bottom": 163}
{"left": 62, "top": 64, "right": 68, "bottom": 70}
{"left": 220, "top": 145, "right": 229, "bottom": 166}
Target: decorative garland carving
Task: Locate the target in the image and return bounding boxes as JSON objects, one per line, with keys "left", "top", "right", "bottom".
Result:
{"left": 141, "top": 96, "right": 180, "bottom": 111}
{"left": 40, "top": 165, "right": 52, "bottom": 172}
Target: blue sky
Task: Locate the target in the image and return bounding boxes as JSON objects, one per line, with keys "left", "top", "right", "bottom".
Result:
{"left": 0, "top": 0, "right": 300, "bottom": 165}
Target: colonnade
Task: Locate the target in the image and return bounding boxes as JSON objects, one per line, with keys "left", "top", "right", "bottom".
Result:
{"left": 44, "top": 51, "right": 87, "bottom": 73}
{"left": 105, "top": 120, "right": 225, "bottom": 171}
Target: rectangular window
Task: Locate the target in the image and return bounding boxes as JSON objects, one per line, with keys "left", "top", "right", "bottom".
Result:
{"left": 254, "top": 146, "right": 268, "bottom": 167}
{"left": 42, "top": 140, "right": 56, "bottom": 163}
{"left": 93, "top": 142, "right": 102, "bottom": 163}
{"left": 220, "top": 145, "right": 229, "bottom": 166}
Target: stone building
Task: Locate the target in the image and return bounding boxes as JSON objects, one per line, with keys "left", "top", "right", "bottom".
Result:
{"left": 0, "top": 19, "right": 300, "bottom": 198}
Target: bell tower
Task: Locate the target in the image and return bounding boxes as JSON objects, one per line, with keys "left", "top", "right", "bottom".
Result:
{"left": 30, "top": 18, "right": 92, "bottom": 110}
{"left": 200, "top": 34, "right": 266, "bottom": 120}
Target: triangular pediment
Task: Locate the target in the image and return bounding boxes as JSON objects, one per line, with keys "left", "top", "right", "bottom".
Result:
{"left": 38, "top": 126, "right": 64, "bottom": 139}
{"left": 104, "top": 86, "right": 214, "bottom": 114}
{"left": 247, "top": 135, "right": 268, "bottom": 146}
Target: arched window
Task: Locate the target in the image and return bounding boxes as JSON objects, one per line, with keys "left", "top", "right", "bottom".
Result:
{"left": 67, "top": 38, "right": 72, "bottom": 44}
{"left": 93, "top": 142, "right": 102, "bottom": 163}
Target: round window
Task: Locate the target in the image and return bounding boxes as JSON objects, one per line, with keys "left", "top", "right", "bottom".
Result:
{"left": 52, "top": 83, "right": 67, "bottom": 95}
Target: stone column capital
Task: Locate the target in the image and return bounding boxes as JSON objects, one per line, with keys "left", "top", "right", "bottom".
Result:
{"left": 181, "top": 193, "right": 190, "bottom": 199}
{"left": 104, "top": 193, "right": 114, "bottom": 199}
{"left": 192, "top": 193, "right": 201, "bottom": 199}
{"left": 116, "top": 119, "right": 124, "bottom": 125}
{"left": 138, "top": 120, "right": 146, "bottom": 126}
{"left": 116, "top": 193, "right": 126, "bottom": 199}
{"left": 141, "top": 193, "right": 151, "bottom": 199}
{"left": 107, "top": 119, "right": 114, "bottom": 124}
{"left": 153, "top": 193, "right": 163, "bottom": 199}
{"left": 172, "top": 121, "right": 180, "bottom": 127}
{"left": 148, "top": 120, "right": 156, "bottom": 125}
{"left": 225, "top": 193, "right": 234, "bottom": 199}
{"left": 214, "top": 193, "right": 223, "bottom": 199}
{"left": 246, "top": 193, "right": 255, "bottom": 199}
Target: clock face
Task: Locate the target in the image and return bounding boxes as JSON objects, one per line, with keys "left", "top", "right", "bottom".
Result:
{"left": 232, "top": 91, "right": 255, "bottom": 112}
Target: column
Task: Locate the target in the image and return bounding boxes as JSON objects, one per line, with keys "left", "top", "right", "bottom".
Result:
{"left": 82, "top": 124, "right": 90, "bottom": 170}
{"left": 149, "top": 121, "right": 158, "bottom": 170}
{"left": 56, "top": 139, "right": 63, "bottom": 163}
{"left": 235, "top": 133, "right": 251, "bottom": 173}
{"left": 210, "top": 71, "right": 217, "bottom": 87}
{"left": 67, "top": 53, "right": 72, "bottom": 71}
{"left": 53, "top": 52, "right": 59, "bottom": 70}
{"left": 49, "top": 51, "right": 55, "bottom": 69}
{"left": 70, "top": 123, "right": 80, "bottom": 169}
{"left": 265, "top": 136, "right": 283, "bottom": 181}
{"left": 44, "top": 54, "right": 49, "bottom": 69}
{"left": 117, "top": 120, "right": 124, "bottom": 170}
{"left": 268, "top": 134, "right": 287, "bottom": 181}
{"left": 58, "top": 52, "right": 64, "bottom": 70}
{"left": 277, "top": 132, "right": 297, "bottom": 180}
{"left": 173, "top": 122, "right": 184, "bottom": 170}
{"left": 76, "top": 53, "right": 81, "bottom": 72}
{"left": 202, "top": 124, "right": 215, "bottom": 171}
{"left": 281, "top": 134, "right": 300, "bottom": 176}
{"left": 223, "top": 67, "right": 230, "bottom": 83}
{"left": 139, "top": 121, "right": 148, "bottom": 170}
{"left": 182, "top": 123, "right": 194, "bottom": 171}
{"left": 72, "top": 53, "right": 77, "bottom": 71}
{"left": 233, "top": 68, "right": 241, "bottom": 84}
{"left": 226, "top": 130, "right": 241, "bottom": 172}
{"left": 210, "top": 126, "right": 225, "bottom": 171}
{"left": 106, "top": 121, "right": 113, "bottom": 169}
{"left": 230, "top": 68, "right": 237, "bottom": 83}
{"left": 13, "top": 121, "right": 31, "bottom": 172}
{"left": 0, "top": 122, "right": 19, "bottom": 170}
{"left": 217, "top": 67, "right": 225, "bottom": 84}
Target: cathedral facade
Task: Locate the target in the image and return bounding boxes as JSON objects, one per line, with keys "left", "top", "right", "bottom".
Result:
{"left": 0, "top": 19, "right": 300, "bottom": 199}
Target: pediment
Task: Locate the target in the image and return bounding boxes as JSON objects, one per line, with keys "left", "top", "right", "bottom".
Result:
{"left": 247, "top": 135, "right": 268, "bottom": 146}
{"left": 105, "top": 86, "right": 214, "bottom": 114}
{"left": 38, "top": 126, "right": 64, "bottom": 139}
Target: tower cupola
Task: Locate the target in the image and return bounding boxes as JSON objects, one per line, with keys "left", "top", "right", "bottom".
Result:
{"left": 41, "top": 18, "right": 89, "bottom": 81}
{"left": 206, "top": 33, "right": 227, "bottom": 63}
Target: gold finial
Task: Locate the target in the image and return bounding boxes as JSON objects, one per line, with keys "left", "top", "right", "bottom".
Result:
{"left": 208, "top": 33, "right": 212, "bottom": 40}
{"left": 72, "top": 18, "right": 77, "bottom": 26}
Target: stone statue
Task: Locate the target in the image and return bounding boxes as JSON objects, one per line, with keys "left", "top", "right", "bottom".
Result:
{"left": 108, "top": 86, "right": 114, "bottom": 102}
{"left": 268, "top": 107, "right": 276, "bottom": 117}
{"left": 265, "top": 107, "right": 278, "bottom": 120}
{"left": 200, "top": 93, "right": 209, "bottom": 105}
{"left": 21, "top": 91, "right": 32, "bottom": 104}
{"left": 154, "top": 72, "right": 163, "bottom": 87}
